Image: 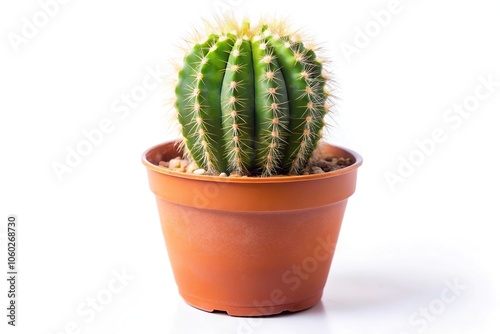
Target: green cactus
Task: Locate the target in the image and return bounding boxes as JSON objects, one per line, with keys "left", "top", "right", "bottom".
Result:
{"left": 175, "top": 20, "right": 332, "bottom": 176}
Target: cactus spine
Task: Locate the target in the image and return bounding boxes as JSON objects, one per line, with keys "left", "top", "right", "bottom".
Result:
{"left": 175, "top": 20, "right": 331, "bottom": 176}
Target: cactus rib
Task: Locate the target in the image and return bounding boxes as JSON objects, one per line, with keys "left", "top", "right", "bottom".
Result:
{"left": 221, "top": 37, "right": 255, "bottom": 174}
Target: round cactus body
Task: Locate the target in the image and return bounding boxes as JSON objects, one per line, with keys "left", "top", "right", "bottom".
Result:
{"left": 175, "top": 20, "right": 332, "bottom": 176}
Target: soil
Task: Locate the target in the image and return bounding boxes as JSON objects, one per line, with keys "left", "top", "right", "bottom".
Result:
{"left": 157, "top": 152, "right": 353, "bottom": 177}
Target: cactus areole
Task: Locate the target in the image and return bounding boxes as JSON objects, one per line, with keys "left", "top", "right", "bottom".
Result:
{"left": 175, "top": 20, "right": 332, "bottom": 176}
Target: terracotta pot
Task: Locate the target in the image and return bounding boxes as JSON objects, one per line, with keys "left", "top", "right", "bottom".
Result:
{"left": 142, "top": 141, "right": 362, "bottom": 316}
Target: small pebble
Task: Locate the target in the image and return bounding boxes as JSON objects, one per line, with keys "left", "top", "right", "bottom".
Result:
{"left": 317, "top": 159, "right": 329, "bottom": 169}
{"left": 186, "top": 162, "right": 198, "bottom": 173}
{"left": 339, "top": 157, "right": 351, "bottom": 165}
{"left": 219, "top": 173, "right": 228, "bottom": 177}
{"left": 169, "top": 158, "right": 181, "bottom": 169}
{"left": 193, "top": 168, "right": 206, "bottom": 175}
{"left": 311, "top": 167, "right": 325, "bottom": 174}
{"left": 158, "top": 161, "right": 169, "bottom": 167}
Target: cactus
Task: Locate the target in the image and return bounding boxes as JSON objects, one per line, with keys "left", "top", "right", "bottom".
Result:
{"left": 175, "top": 19, "right": 332, "bottom": 176}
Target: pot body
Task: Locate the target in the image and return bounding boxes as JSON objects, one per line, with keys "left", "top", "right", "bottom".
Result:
{"left": 143, "top": 141, "right": 362, "bottom": 316}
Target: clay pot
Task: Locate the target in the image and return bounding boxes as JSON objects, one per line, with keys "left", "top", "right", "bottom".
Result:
{"left": 142, "top": 141, "right": 362, "bottom": 316}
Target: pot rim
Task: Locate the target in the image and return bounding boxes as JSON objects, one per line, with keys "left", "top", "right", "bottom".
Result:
{"left": 142, "top": 140, "right": 362, "bottom": 184}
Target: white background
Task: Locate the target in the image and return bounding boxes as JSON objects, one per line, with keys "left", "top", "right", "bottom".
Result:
{"left": 1, "top": 0, "right": 500, "bottom": 333}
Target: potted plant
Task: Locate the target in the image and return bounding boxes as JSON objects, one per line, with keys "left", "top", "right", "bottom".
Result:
{"left": 142, "top": 18, "right": 362, "bottom": 316}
